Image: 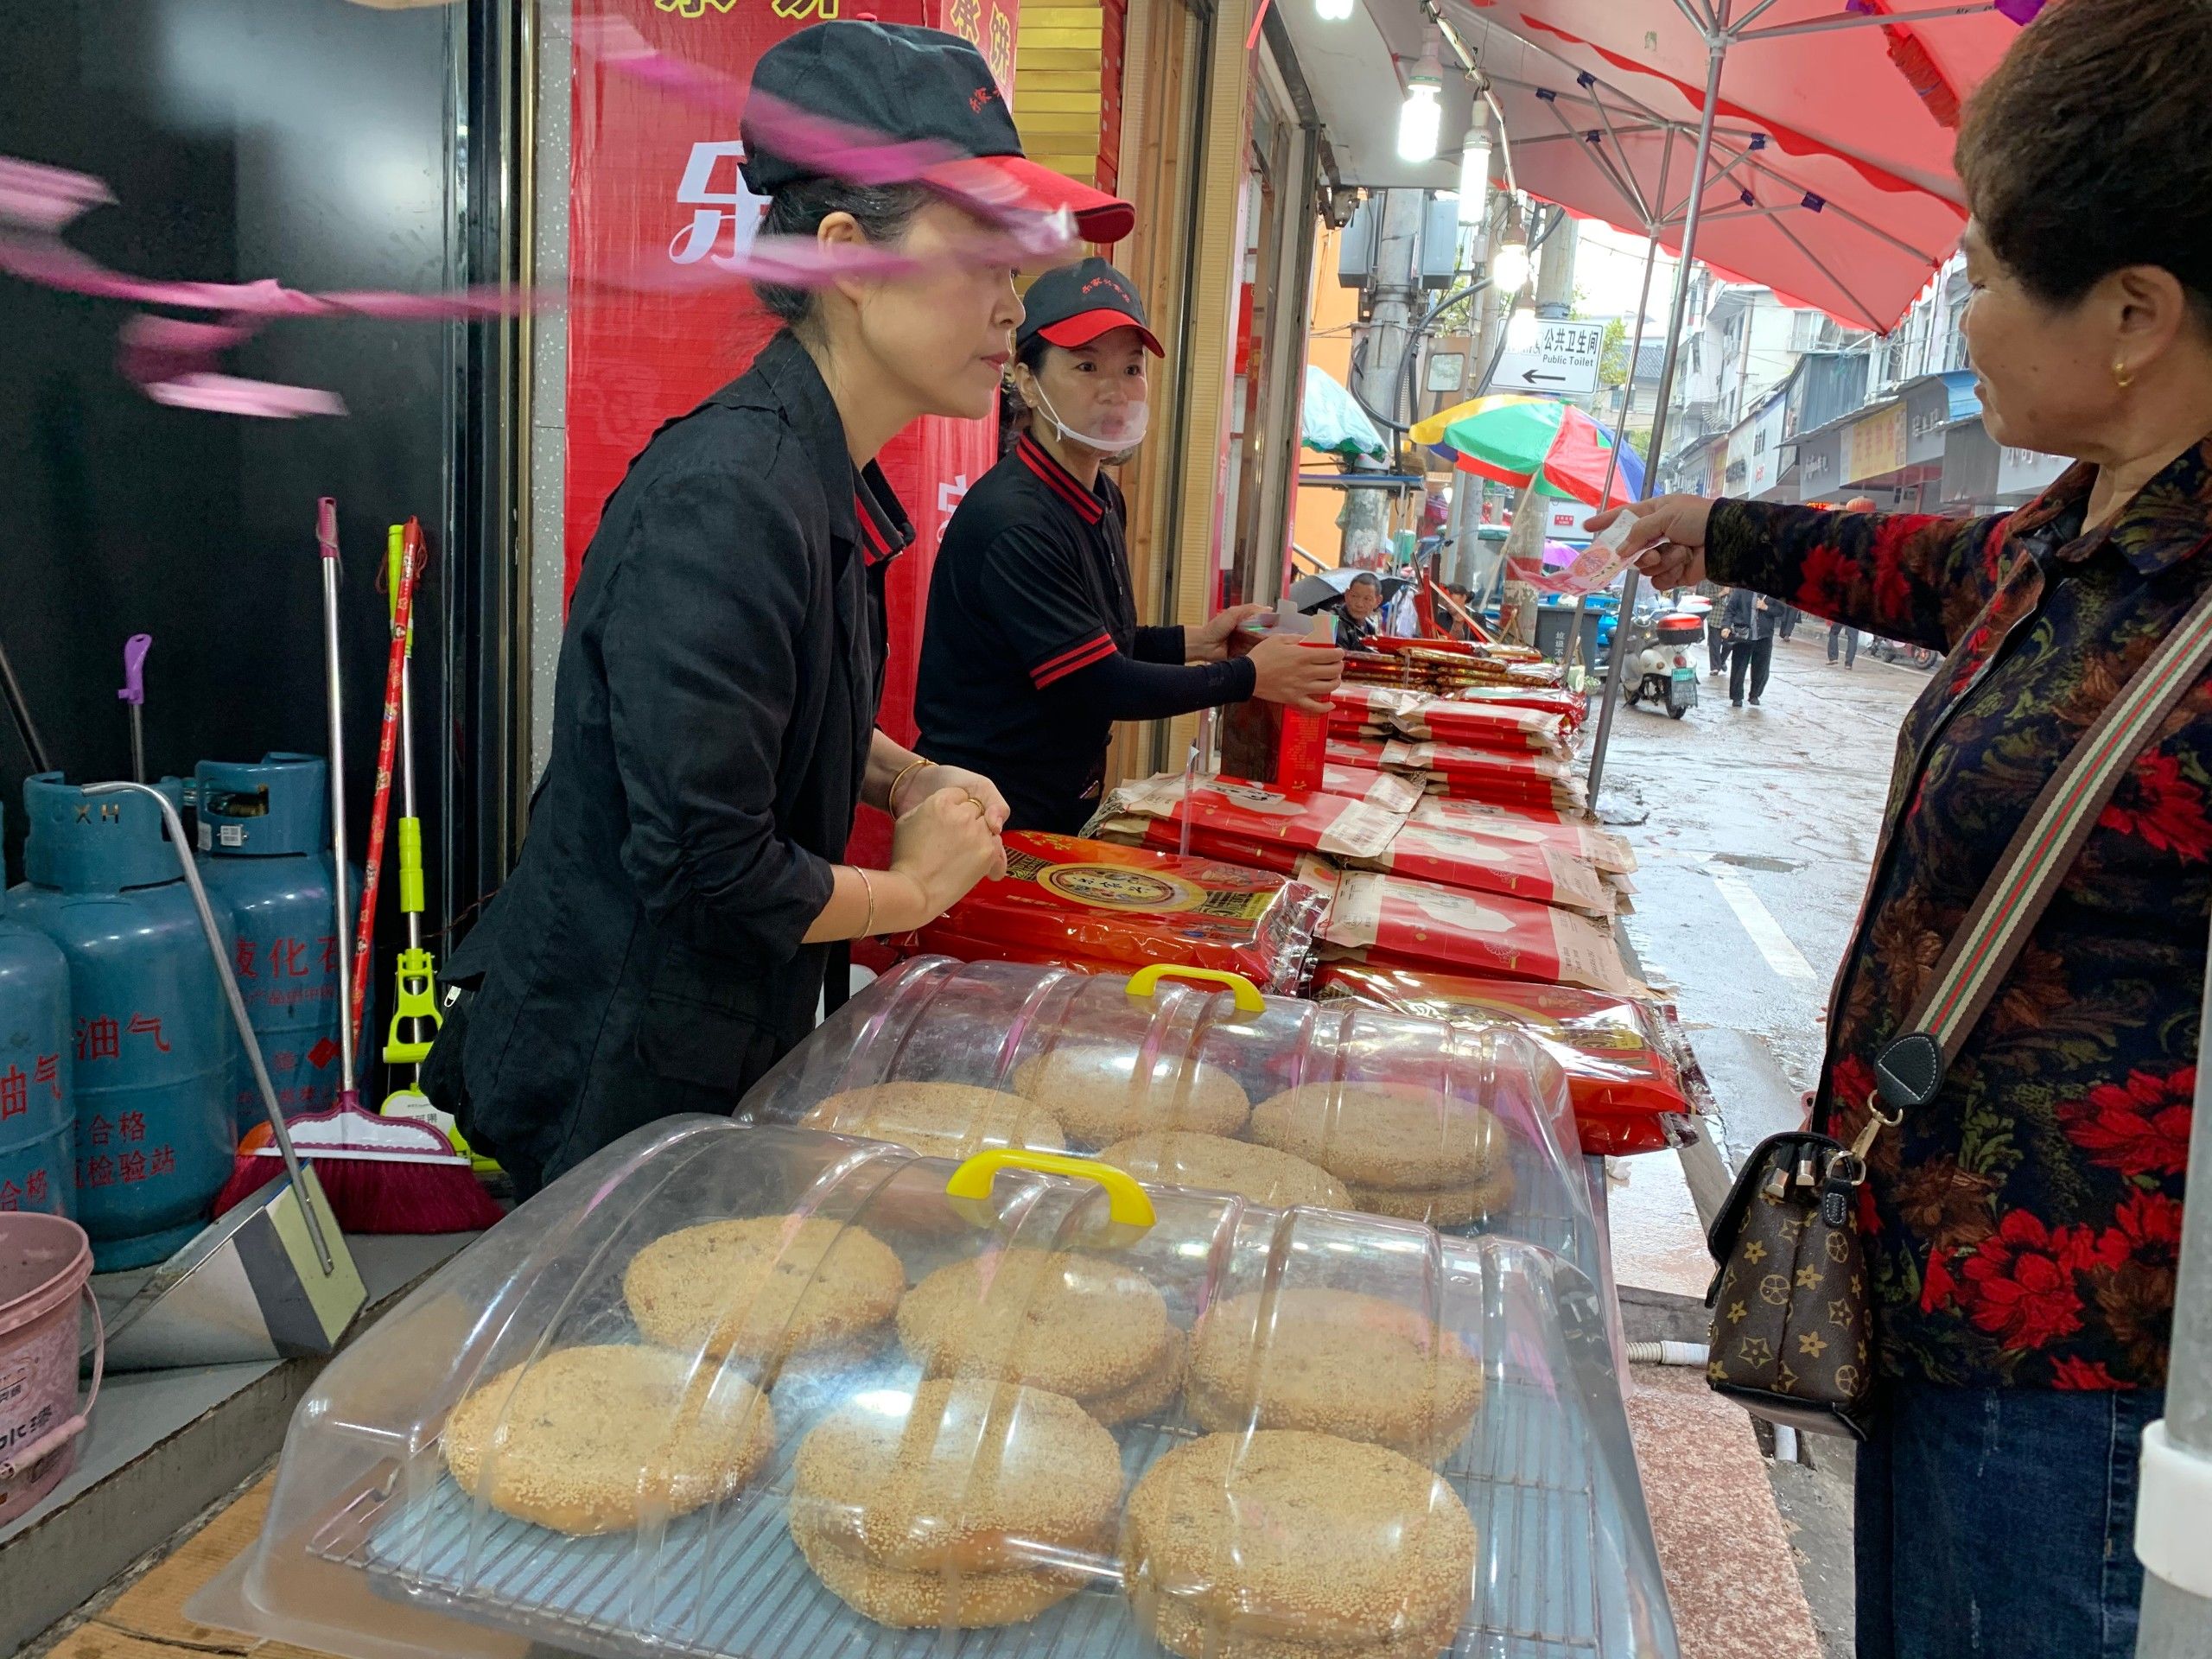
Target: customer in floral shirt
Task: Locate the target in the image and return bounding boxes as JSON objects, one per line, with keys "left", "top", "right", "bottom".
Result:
{"left": 1595, "top": 1, "right": 2212, "bottom": 1654}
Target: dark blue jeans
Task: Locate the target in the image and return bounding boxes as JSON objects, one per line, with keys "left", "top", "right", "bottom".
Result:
{"left": 1856, "top": 1380, "right": 2163, "bottom": 1659}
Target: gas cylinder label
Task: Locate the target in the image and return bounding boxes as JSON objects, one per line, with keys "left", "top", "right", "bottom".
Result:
{"left": 219, "top": 825, "right": 246, "bottom": 848}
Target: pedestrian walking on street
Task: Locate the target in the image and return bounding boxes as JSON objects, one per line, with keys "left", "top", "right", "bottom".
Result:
{"left": 1827, "top": 499, "right": 1878, "bottom": 669}
{"left": 1705, "top": 586, "right": 1732, "bottom": 679}
{"left": 1720, "top": 587, "right": 1776, "bottom": 708}
{"left": 1777, "top": 601, "right": 1801, "bottom": 640}
{"left": 1594, "top": 2, "right": 2212, "bottom": 1649}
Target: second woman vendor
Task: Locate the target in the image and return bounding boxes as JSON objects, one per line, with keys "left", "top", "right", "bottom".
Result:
{"left": 916, "top": 257, "right": 1344, "bottom": 832}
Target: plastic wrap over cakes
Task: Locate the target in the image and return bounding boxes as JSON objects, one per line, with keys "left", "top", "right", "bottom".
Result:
{"left": 216, "top": 1119, "right": 1677, "bottom": 1659}
{"left": 744, "top": 957, "right": 1601, "bottom": 1280}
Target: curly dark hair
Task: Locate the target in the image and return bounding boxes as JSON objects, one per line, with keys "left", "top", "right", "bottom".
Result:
{"left": 997, "top": 331, "right": 1054, "bottom": 457}
{"left": 1954, "top": 0, "right": 2212, "bottom": 314}
{"left": 752, "top": 177, "right": 932, "bottom": 329}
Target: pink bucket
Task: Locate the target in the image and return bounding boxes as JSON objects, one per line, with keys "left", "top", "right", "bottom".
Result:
{"left": 0, "top": 1211, "right": 103, "bottom": 1524}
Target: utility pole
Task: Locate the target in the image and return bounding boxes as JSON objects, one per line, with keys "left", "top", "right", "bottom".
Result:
{"left": 1534, "top": 212, "right": 1578, "bottom": 320}
{"left": 1344, "top": 188, "right": 1427, "bottom": 566}
{"left": 2138, "top": 923, "right": 2212, "bottom": 1656}
{"left": 1453, "top": 269, "right": 1503, "bottom": 591}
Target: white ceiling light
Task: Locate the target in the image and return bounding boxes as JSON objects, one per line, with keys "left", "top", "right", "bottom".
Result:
{"left": 1490, "top": 231, "right": 1530, "bottom": 295}
{"left": 1397, "top": 34, "right": 1444, "bottom": 163}
{"left": 1315, "top": 0, "right": 1354, "bottom": 21}
{"left": 1457, "top": 127, "right": 1491, "bottom": 231}
{"left": 1505, "top": 302, "right": 1540, "bottom": 352}
{"left": 1495, "top": 202, "right": 1530, "bottom": 296}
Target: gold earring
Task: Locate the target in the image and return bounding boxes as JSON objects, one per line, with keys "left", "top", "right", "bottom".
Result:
{"left": 2113, "top": 359, "right": 2134, "bottom": 390}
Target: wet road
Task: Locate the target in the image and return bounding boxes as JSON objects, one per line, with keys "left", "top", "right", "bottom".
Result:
{"left": 1604, "top": 628, "right": 1932, "bottom": 1103}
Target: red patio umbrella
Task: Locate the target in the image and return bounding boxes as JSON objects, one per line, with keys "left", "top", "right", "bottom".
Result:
{"left": 1477, "top": 0, "right": 2025, "bottom": 205}
{"left": 1463, "top": 17, "right": 1966, "bottom": 329}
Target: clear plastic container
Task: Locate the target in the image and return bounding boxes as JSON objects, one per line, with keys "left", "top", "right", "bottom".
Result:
{"left": 203, "top": 1120, "right": 1677, "bottom": 1659}
{"left": 746, "top": 957, "right": 1601, "bottom": 1286}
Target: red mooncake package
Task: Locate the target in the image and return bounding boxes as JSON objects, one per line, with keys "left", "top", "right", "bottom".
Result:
{"left": 1406, "top": 690, "right": 1587, "bottom": 744}
{"left": 1312, "top": 963, "right": 1692, "bottom": 1154}
{"left": 1380, "top": 740, "right": 1588, "bottom": 810}
{"left": 1409, "top": 796, "right": 1637, "bottom": 868}
{"left": 907, "top": 831, "right": 1324, "bottom": 992}
{"left": 1098, "top": 773, "right": 1414, "bottom": 862}
{"left": 1303, "top": 860, "right": 1643, "bottom": 998}
{"left": 1349, "top": 820, "right": 1619, "bottom": 918}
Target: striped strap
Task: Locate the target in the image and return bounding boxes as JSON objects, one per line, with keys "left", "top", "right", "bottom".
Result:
{"left": 1875, "top": 576, "right": 2212, "bottom": 1115}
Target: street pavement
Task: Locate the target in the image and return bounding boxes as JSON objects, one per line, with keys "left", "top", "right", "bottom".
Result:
{"left": 1598, "top": 624, "right": 1932, "bottom": 1659}
{"left": 1607, "top": 626, "right": 1933, "bottom": 1147}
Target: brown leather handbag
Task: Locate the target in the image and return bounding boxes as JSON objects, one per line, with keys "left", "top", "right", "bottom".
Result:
{"left": 1705, "top": 579, "right": 2212, "bottom": 1439}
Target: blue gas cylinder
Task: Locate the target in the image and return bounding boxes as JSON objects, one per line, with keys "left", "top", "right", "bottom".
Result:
{"left": 0, "top": 804, "right": 73, "bottom": 1220}
{"left": 196, "top": 754, "right": 359, "bottom": 1132}
{"left": 7, "top": 775, "right": 238, "bottom": 1270}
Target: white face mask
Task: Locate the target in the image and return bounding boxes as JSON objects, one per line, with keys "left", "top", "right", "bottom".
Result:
{"left": 1029, "top": 379, "right": 1150, "bottom": 457}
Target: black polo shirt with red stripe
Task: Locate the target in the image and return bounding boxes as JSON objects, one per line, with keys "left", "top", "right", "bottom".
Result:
{"left": 917, "top": 434, "right": 1184, "bottom": 830}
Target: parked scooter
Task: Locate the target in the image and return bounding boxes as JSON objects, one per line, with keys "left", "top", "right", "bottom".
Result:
{"left": 1867, "top": 636, "right": 1942, "bottom": 671}
{"left": 1618, "top": 603, "right": 1704, "bottom": 720}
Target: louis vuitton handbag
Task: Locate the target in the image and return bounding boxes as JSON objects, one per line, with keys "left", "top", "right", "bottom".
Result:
{"left": 1705, "top": 579, "right": 2212, "bottom": 1438}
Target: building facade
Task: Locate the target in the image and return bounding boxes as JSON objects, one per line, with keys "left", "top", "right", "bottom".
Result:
{"left": 1657, "top": 253, "right": 2067, "bottom": 516}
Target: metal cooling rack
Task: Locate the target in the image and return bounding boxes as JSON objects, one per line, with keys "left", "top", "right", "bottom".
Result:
{"left": 313, "top": 1369, "right": 1656, "bottom": 1659}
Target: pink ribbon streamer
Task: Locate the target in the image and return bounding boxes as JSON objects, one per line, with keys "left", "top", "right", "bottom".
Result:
{"left": 0, "top": 41, "right": 1077, "bottom": 421}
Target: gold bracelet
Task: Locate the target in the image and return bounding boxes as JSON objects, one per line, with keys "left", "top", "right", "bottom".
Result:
{"left": 887, "top": 756, "right": 933, "bottom": 816}
{"left": 855, "top": 866, "right": 878, "bottom": 937}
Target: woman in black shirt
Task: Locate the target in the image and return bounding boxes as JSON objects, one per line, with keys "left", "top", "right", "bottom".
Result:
{"left": 917, "top": 257, "right": 1342, "bottom": 831}
{"left": 426, "top": 25, "right": 1135, "bottom": 1195}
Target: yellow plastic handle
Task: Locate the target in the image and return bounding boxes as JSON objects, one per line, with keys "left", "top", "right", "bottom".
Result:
{"left": 1125, "top": 963, "right": 1265, "bottom": 1014}
{"left": 944, "top": 1149, "right": 1156, "bottom": 1231}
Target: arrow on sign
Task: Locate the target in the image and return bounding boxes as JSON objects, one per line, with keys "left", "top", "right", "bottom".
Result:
{"left": 1518, "top": 369, "right": 1567, "bottom": 385}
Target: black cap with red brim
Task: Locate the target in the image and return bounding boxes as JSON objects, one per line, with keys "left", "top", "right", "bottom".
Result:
{"left": 741, "top": 22, "right": 1135, "bottom": 247}
{"left": 1016, "top": 257, "right": 1164, "bottom": 355}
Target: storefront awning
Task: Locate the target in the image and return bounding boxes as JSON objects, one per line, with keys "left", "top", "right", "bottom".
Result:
{"left": 1301, "top": 365, "right": 1389, "bottom": 461}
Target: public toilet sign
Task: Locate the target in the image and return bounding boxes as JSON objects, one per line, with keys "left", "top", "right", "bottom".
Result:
{"left": 1486, "top": 321, "right": 1605, "bottom": 396}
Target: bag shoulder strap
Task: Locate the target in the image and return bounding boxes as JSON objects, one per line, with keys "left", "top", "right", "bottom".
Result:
{"left": 1874, "top": 575, "right": 2212, "bottom": 1116}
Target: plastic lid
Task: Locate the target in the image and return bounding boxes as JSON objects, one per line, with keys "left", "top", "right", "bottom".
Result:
{"left": 214, "top": 1119, "right": 1674, "bottom": 1659}
{"left": 195, "top": 753, "right": 329, "bottom": 858}
{"left": 742, "top": 957, "right": 1599, "bottom": 1280}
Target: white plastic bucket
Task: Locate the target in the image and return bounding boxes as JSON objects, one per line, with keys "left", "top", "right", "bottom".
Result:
{"left": 0, "top": 1210, "right": 103, "bottom": 1522}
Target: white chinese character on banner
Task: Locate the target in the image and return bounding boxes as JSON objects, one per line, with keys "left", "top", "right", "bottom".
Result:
{"left": 937, "top": 475, "right": 970, "bottom": 526}
{"left": 669, "top": 142, "right": 768, "bottom": 268}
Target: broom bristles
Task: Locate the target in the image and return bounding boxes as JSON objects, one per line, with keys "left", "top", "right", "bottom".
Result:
{"left": 216, "top": 1150, "right": 505, "bottom": 1235}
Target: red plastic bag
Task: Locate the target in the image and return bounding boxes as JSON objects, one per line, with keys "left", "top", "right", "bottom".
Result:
{"left": 907, "top": 831, "right": 1323, "bottom": 993}
{"left": 1312, "top": 963, "right": 1692, "bottom": 1154}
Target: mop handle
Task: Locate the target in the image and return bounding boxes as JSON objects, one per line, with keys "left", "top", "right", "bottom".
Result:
{"left": 395, "top": 520, "right": 425, "bottom": 950}
{"left": 350, "top": 531, "right": 420, "bottom": 1053}
{"left": 84, "top": 781, "right": 337, "bottom": 1276}
{"left": 118, "top": 633, "right": 151, "bottom": 783}
{"left": 317, "top": 498, "right": 359, "bottom": 1103}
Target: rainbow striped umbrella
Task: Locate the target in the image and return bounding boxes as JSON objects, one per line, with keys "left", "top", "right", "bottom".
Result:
{"left": 1410, "top": 395, "right": 1644, "bottom": 510}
